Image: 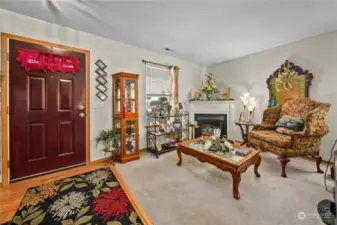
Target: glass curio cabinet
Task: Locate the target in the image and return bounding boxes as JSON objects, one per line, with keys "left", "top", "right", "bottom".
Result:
{"left": 112, "top": 72, "right": 139, "bottom": 163}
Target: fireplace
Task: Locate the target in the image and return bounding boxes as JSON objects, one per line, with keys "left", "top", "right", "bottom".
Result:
{"left": 194, "top": 114, "right": 227, "bottom": 138}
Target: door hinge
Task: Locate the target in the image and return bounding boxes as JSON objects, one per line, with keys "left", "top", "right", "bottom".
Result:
{"left": 7, "top": 106, "right": 9, "bottom": 115}
{"left": 7, "top": 160, "right": 10, "bottom": 168}
{"left": 7, "top": 52, "right": 9, "bottom": 61}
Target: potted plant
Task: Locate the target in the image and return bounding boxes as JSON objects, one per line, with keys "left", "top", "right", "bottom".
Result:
{"left": 95, "top": 129, "right": 120, "bottom": 154}
{"left": 201, "top": 72, "right": 218, "bottom": 100}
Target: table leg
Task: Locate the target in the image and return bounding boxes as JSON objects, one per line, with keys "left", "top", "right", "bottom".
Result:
{"left": 177, "top": 148, "right": 183, "bottom": 166}
{"left": 254, "top": 155, "right": 261, "bottom": 178}
{"left": 238, "top": 125, "right": 246, "bottom": 146}
{"left": 249, "top": 144, "right": 257, "bottom": 149}
{"left": 231, "top": 171, "right": 241, "bottom": 200}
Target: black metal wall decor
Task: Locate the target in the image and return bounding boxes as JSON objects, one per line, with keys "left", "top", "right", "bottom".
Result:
{"left": 95, "top": 59, "right": 108, "bottom": 101}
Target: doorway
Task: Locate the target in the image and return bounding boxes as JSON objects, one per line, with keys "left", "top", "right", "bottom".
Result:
{"left": 1, "top": 33, "right": 91, "bottom": 184}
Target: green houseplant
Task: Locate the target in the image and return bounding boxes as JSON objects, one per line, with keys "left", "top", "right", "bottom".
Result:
{"left": 201, "top": 72, "right": 218, "bottom": 100}
{"left": 95, "top": 129, "right": 120, "bottom": 153}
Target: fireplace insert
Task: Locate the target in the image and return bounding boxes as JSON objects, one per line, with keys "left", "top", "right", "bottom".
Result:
{"left": 194, "top": 114, "right": 227, "bottom": 138}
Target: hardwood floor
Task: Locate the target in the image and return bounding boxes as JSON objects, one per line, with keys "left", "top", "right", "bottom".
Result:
{"left": 0, "top": 161, "right": 152, "bottom": 225}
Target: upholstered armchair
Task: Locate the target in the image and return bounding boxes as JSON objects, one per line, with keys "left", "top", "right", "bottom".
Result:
{"left": 248, "top": 98, "right": 330, "bottom": 178}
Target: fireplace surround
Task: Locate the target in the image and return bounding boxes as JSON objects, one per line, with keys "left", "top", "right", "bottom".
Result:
{"left": 187, "top": 101, "right": 241, "bottom": 141}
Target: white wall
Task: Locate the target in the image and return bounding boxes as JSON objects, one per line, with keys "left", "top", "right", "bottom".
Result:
{"left": 208, "top": 30, "right": 337, "bottom": 160}
{"left": 0, "top": 9, "right": 205, "bottom": 183}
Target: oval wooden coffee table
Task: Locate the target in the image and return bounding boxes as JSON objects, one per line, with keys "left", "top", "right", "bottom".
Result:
{"left": 176, "top": 137, "right": 261, "bottom": 200}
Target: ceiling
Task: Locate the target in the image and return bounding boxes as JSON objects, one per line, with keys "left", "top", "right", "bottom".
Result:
{"left": 1, "top": 0, "right": 337, "bottom": 65}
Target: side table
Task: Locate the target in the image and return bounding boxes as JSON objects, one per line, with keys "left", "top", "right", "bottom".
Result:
{"left": 235, "top": 121, "right": 257, "bottom": 149}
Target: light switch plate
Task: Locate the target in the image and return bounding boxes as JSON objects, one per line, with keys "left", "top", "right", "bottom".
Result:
{"left": 93, "top": 102, "right": 105, "bottom": 108}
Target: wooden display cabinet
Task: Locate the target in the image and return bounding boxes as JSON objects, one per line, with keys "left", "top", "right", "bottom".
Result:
{"left": 112, "top": 72, "right": 139, "bottom": 163}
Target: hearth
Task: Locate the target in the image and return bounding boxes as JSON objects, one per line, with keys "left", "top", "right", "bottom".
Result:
{"left": 195, "top": 114, "right": 227, "bottom": 138}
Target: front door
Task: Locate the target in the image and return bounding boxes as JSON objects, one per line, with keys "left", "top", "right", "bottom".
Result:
{"left": 9, "top": 39, "right": 87, "bottom": 181}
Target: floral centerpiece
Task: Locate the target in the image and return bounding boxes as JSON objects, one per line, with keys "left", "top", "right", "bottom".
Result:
{"left": 201, "top": 72, "right": 218, "bottom": 100}
{"left": 190, "top": 136, "right": 235, "bottom": 158}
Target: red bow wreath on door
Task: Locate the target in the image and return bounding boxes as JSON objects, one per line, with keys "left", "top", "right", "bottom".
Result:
{"left": 16, "top": 48, "right": 80, "bottom": 74}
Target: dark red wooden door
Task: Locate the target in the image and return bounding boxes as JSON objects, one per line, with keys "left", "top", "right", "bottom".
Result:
{"left": 9, "top": 39, "right": 87, "bottom": 180}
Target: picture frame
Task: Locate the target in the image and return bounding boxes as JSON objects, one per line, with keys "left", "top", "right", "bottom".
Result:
{"left": 220, "top": 88, "right": 231, "bottom": 99}
{"left": 173, "top": 120, "right": 182, "bottom": 131}
{"left": 96, "top": 76, "right": 107, "bottom": 85}
{"left": 96, "top": 92, "right": 107, "bottom": 101}
{"left": 96, "top": 84, "right": 108, "bottom": 93}
{"left": 95, "top": 68, "right": 107, "bottom": 77}
{"left": 156, "top": 140, "right": 162, "bottom": 151}
{"left": 95, "top": 59, "right": 107, "bottom": 70}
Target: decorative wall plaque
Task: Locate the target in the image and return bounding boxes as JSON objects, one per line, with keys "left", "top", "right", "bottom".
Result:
{"left": 95, "top": 59, "right": 108, "bottom": 101}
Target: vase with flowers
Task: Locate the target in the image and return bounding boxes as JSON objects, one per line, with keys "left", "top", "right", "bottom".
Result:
{"left": 201, "top": 72, "right": 218, "bottom": 100}
{"left": 239, "top": 93, "right": 257, "bottom": 123}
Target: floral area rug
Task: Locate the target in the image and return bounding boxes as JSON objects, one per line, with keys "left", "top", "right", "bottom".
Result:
{"left": 9, "top": 168, "right": 144, "bottom": 225}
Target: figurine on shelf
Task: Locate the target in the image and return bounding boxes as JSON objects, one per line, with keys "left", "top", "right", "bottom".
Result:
{"left": 126, "top": 133, "right": 135, "bottom": 153}
{"left": 173, "top": 104, "right": 180, "bottom": 115}
{"left": 159, "top": 108, "right": 165, "bottom": 117}
{"left": 167, "top": 104, "right": 172, "bottom": 115}
{"left": 190, "top": 89, "right": 202, "bottom": 101}
{"left": 179, "top": 102, "right": 185, "bottom": 112}
{"left": 159, "top": 119, "right": 166, "bottom": 133}
{"left": 163, "top": 104, "right": 169, "bottom": 115}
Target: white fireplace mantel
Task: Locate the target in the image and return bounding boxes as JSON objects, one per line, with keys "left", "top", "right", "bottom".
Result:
{"left": 187, "top": 100, "right": 242, "bottom": 141}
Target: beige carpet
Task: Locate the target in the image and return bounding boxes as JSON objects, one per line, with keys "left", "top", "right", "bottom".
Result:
{"left": 116, "top": 151, "right": 334, "bottom": 225}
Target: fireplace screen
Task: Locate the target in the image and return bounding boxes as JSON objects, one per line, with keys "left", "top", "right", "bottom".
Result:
{"left": 195, "top": 114, "right": 227, "bottom": 138}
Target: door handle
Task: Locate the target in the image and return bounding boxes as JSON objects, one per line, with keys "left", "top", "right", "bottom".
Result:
{"left": 79, "top": 105, "right": 85, "bottom": 110}
{"left": 79, "top": 112, "right": 85, "bottom": 117}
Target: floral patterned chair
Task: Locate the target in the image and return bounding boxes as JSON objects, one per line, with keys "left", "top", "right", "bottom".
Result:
{"left": 248, "top": 98, "right": 331, "bottom": 178}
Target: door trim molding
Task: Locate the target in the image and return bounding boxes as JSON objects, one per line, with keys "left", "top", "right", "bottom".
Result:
{"left": 1, "top": 33, "right": 91, "bottom": 187}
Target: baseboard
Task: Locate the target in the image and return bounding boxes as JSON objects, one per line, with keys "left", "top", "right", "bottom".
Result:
{"left": 90, "top": 149, "right": 147, "bottom": 164}
{"left": 90, "top": 158, "right": 111, "bottom": 164}
{"left": 302, "top": 156, "right": 334, "bottom": 166}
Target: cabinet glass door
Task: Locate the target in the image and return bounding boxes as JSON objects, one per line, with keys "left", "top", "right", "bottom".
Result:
{"left": 124, "top": 119, "right": 138, "bottom": 155}
{"left": 113, "top": 118, "right": 121, "bottom": 157}
{"left": 123, "top": 78, "right": 137, "bottom": 117}
{"left": 113, "top": 78, "right": 121, "bottom": 115}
